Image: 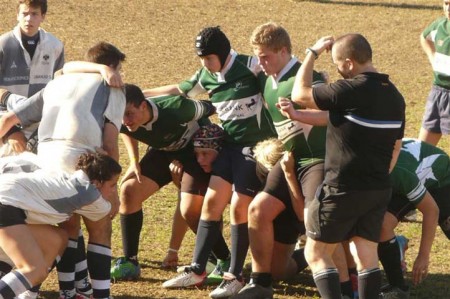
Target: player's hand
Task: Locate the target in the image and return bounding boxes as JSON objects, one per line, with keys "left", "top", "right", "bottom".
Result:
{"left": 277, "top": 97, "right": 296, "bottom": 119}
{"left": 169, "top": 160, "right": 183, "bottom": 189}
{"left": 412, "top": 254, "right": 430, "bottom": 285}
{"left": 311, "top": 36, "right": 335, "bottom": 56}
{"left": 100, "top": 65, "right": 123, "bottom": 88}
{"left": 161, "top": 250, "right": 179, "bottom": 269}
{"left": 121, "top": 162, "right": 142, "bottom": 185}
{"left": 7, "top": 131, "right": 27, "bottom": 153}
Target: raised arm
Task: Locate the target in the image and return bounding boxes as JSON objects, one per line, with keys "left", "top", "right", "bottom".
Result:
{"left": 292, "top": 36, "right": 334, "bottom": 109}
{"left": 62, "top": 61, "right": 123, "bottom": 87}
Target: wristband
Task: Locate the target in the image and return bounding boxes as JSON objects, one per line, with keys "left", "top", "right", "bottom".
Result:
{"left": 168, "top": 248, "right": 178, "bottom": 253}
{"left": 306, "top": 48, "right": 319, "bottom": 60}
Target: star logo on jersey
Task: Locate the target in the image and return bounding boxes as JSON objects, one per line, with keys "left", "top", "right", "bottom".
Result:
{"left": 43, "top": 54, "right": 50, "bottom": 61}
{"left": 10, "top": 61, "right": 17, "bottom": 69}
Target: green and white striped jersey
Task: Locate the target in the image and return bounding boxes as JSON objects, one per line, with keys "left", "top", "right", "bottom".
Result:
{"left": 391, "top": 138, "right": 450, "bottom": 205}
{"left": 120, "top": 94, "right": 214, "bottom": 151}
{"left": 423, "top": 17, "right": 450, "bottom": 89}
{"left": 179, "top": 51, "right": 276, "bottom": 146}
{"left": 258, "top": 57, "right": 326, "bottom": 168}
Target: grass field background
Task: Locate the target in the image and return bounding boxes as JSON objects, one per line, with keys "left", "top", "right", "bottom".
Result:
{"left": 1, "top": 0, "right": 449, "bottom": 298}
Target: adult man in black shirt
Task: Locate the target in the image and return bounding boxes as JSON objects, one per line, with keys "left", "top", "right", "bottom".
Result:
{"left": 291, "top": 34, "right": 405, "bottom": 299}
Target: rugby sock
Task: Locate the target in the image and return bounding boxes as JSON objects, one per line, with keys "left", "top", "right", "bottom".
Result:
{"left": 358, "top": 268, "right": 381, "bottom": 299}
{"left": 211, "top": 233, "right": 230, "bottom": 261}
{"left": 292, "top": 248, "right": 309, "bottom": 273}
{"left": 378, "top": 237, "right": 407, "bottom": 290}
{"left": 0, "top": 262, "right": 12, "bottom": 278}
{"left": 249, "top": 272, "right": 272, "bottom": 287}
{"left": 0, "top": 270, "right": 32, "bottom": 299}
{"left": 74, "top": 230, "right": 90, "bottom": 291}
{"left": 229, "top": 223, "right": 249, "bottom": 278}
{"left": 87, "top": 242, "right": 111, "bottom": 299}
{"left": 120, "top": 209, "right": 143, "bottom": 259}
{"left": 57, "top": 239, "right": 77, "bottom": 292}
{"left": 340, "top": 280, "right": 354, "bottom": 298}
{"left": 191, "top": 219, "right": 221, "bottom": 275}
{"left": 313, "top": 268, "right": 341, "bottom": 299}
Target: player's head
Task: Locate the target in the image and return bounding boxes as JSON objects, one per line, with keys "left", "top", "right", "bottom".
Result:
{"left": 17, "top": 0, "right": 47, "bottom": 37}
{"left": 250, "top": 22, "right": 292, "bottom": 76}
{"left": 195, "top": 26, "right": 231, "bottom": 73}
{"left": 332, "top": 33, "right": 372, "bottom": 79}
{"left": 253, "top": 138, "right": 284, "bottom": 183}
{"left": 122, "top": 84, "right": 150, "bottom": 132}
{"left": 444, "top": 0, "right": 450, "bottom": 19}
{"left": 85, "top": 42, "right": 126, "bottom": 71}
{"left": 192, "top": 123, "right": 224, "bottom": 173}
{"left": 76, "top": 152, "right": 122, "bottom": 199}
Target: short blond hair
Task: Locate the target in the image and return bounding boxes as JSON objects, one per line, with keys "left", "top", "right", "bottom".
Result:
{"left": 253, "top": 138, "right": 284, "bottom": 171}
{"left": 250, "top": 22, "right": 292, "bottom": 54}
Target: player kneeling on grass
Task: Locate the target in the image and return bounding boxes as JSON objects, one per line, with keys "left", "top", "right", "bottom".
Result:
{"left": 378, "top": 138, "right": 450, "bottom": 298}
{"left": 0, "top": 152, "right": 121, "bottom": 299}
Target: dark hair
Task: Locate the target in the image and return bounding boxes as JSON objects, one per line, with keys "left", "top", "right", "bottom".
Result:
{"left": 76, "top": 152, "right": 122, "bottom": 183}
{"left": 334, "top": 33, "right": 372, "bottom": 64}
{"left": 85, "top": 42, "right": 126, "bottom": 69}
{"left": 124, "top": 84, "right": 145, "bottom": 107}
{"left": 18, "top": 0, "right": 47, "bottom": 14}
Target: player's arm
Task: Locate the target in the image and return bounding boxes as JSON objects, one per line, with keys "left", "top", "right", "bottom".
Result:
{"left": 277, "top": 97, "right": 328, "bottom": 126}
{"left": 61, "top": 61, "right": 123, "bottom": 87}
{"left": 120, "top": 133, "right": 142, "bottom": 184}
{"left": 292, "top": 36, "right": 334, "bottom": 109}
{"left": 420, "top": 34, "right": 435, "bottom": 66}
{"left": 414, "top": 191, "right": 439, "bottom": 285}
{"left": 0, "top": 110, "right": 21, "bottom": 140}
{"left": 389, "top": 139, "right": 403, "bottom": 173}
{"left": 142, "top": 84, "right": 183, "bottom": 97}
{"left": 102, "top": 121, "right": 119, "bottom": 162}
{"left": 280, "top": 152, "right": 305, "bottom": 222}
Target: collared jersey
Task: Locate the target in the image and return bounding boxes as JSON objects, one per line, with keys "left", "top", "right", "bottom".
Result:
{"left": 313, "top": 72, "right": 405, "bottom": 190}
{"left": 0, "top": 168, "right": 110, "bottom": 225}
{"left": 14, "top": 73, "right": 125, "bottom": 151}
{"left": 258, "top": 57, "right": 326, "bottom": 168}
{"left": 422, "top": 17, "right": 450, "bottom": 89}
{"left": 179, "top": 50, "right": 276, "bottom": 146}
{"left": 120, "top": 94, "right": 215, "bottom": 151}
{"left": 391, "top": 138, "right": 450, "bottom": 206}
{"left": 0, "top": 26, "right": 64, "bottom": 97}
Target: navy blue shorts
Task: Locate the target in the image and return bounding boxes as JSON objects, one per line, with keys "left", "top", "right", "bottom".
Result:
{"left": 422, "top": 85, "right": 450, "bottom": 134}
{"left": 0, "top": 204, "right": 26, "bottom": 227}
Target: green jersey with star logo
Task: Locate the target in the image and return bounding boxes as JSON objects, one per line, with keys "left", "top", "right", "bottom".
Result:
{"left": 391, "top": 138, "right": 450, "bottom": 205}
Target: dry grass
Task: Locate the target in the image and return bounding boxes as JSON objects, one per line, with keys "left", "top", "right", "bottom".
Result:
{"left": 1, "top": 0, "right": 449, "bottom": 298}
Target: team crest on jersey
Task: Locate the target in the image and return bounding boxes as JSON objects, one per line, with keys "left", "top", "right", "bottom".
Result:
{"left": 43, "top": 54, "right": 50, "bottom": 61}
{"left": 234, "top": 82, "right": 242, "bottom": 91}
{"left": 437, "top": 39, "right": 444, "bottom": 47}
{"left": 10, "top": 61, "right": 17, "bottom": 69}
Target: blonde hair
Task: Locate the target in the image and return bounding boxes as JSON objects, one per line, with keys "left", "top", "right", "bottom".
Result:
{"left": 253, "top": 138, "right": 284, "bottom": 172}
{"left": 250, "top": 22, "right": 292, "bottom": 54}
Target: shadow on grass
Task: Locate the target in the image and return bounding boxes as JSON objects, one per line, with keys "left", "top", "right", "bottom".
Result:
{"left": 294, "top": 0, "right": 440, "bottom": 11}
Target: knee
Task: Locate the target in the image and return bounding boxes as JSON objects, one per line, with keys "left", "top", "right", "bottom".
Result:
{"left": 86, "top": 218, "right": 112, "bottom": 246}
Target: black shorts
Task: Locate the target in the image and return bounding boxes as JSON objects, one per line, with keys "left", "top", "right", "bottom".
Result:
{"left": 389, "top": 184, "right": 450, "bottom": 239}
{"left": 211, "top": 144, "right": 261, "bottom": 197}
{"left": 306, "top": 184, "right": 391, "bottom": 243}
{"left": 264, "top": 161, "right": 323, "bottom": 244}
{"left": 139, "top": 146, "right": 210, "bottom": 196}
{"left": 0, "top": 204, "right": 26, "bottom": 227}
